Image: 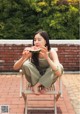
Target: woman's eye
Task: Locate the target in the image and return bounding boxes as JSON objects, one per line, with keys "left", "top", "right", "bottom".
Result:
{"left": 38, "top": 38, "right": 42, "bottom": 41}
{"left": 34, "top": 39, "right": 36, "bottom": 41}
{"left": 38, "top": 39, "right": 41, "bottom": 41}
{"left": 34, "top": 38, "right": 42, "bottom": 42}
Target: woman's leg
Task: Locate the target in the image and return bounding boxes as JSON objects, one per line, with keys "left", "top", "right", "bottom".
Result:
{"left": 32, "top": 82, "right": 41, "bottom": 95}
{"left": 22, "top": 60, "right": 42, "bottom": 94}
{"left": 22, "top": 60, "right": 32, "bottom": 84}
{"left": 22, "top": 60, "right": 41, "bottom": 85}
{"left": 39, "top": 67, "right": 58, "bottom": 88}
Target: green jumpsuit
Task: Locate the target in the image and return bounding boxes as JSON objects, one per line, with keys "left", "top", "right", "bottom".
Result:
{"left": 22, "top": 56, "right": 63, "bottom": 88}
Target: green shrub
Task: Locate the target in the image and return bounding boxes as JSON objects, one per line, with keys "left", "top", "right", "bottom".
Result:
{"left": 0, "top": 0, "right": 79, "bottom": 39}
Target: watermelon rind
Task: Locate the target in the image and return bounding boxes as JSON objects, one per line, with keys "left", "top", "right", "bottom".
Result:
{"left": 29, "top": 49, "right": 41, "bottom": 53}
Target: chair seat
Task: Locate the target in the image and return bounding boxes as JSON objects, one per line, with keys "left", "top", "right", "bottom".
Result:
{"left": 22, "top": 84, "right": 59, "bottom": 95}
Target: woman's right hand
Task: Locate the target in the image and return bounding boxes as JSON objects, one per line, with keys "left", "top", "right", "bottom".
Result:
{"left": 13, "top": 47, "right": 32, "bottom": 70}
{"left": 22, "top": 47, "right": 32, "bottom": 60}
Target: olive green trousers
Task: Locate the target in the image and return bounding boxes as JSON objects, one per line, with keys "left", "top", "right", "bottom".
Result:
{"left": 22, "top": 60, "right": 58, "bottom": 88}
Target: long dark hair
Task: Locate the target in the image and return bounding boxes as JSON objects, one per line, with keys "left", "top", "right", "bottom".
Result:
{"left": 31, "top": 30, "right": 51, "bottom": 71}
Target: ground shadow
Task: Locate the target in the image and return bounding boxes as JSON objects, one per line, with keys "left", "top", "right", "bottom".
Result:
{"left": 27, "top": 107, "right": 62, "bottom": 114}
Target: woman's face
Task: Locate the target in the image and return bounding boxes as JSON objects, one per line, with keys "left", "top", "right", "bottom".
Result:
{"left": 34, "top": 33, "right": 46, "bottom": 47}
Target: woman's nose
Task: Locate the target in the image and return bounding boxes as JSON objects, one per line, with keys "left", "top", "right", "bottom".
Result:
{"left": 35, "top": 40, "right": 39, "bottom": 44}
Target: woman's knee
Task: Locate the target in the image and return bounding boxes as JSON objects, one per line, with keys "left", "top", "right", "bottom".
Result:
{"left": 22, "top": 60, "right": 30, "bottom": 68}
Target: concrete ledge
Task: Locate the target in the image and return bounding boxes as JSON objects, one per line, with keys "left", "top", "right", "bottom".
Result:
{"left": 0, "top": 60, "right": 5, "bottom": 62}
{"left": 0, "top": 71, "right": 79, "bottom": 75}
{"left": 0, "top": 40, "right": 80, "bottom": 45}
{"left": 64, "top": 71, "right": 80, "bottom": 74}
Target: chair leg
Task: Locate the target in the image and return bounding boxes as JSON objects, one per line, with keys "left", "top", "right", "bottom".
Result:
{"left": 24, "top": 96, "right": 28, "bottom": 114}
{"left": 54, "top": 94, "right": 57, "bottom": 114}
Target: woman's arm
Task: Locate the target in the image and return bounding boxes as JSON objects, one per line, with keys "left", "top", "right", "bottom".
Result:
{"left": 47, "top": 49, "right": 63, "bottom": 76}
{"left": 40, "top": 47, "right": 63, "bottom": 76}
{"left": 13, "top": 49, "right": 32, "bottom": 70}
{"left": 13, "top": 57, "right": 26, "bottom": 70}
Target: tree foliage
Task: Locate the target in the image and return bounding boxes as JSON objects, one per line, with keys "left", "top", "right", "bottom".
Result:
{"left": 0, "top": 0, "right": 79, "bottom": 39}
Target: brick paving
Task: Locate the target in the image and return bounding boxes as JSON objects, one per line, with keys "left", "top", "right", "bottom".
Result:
{"left": 0, "top": 73, "right": 79, "bottom": 114}
{"left": 62, "top": 73, "right": 80, "bottom": 114}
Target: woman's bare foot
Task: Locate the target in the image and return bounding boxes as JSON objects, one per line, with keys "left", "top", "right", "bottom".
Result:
{"left": 32, "top": 85, "right": 40, "bottom": 95}
{"left": 40, "top": 88, "right": 46, "bottom": 94}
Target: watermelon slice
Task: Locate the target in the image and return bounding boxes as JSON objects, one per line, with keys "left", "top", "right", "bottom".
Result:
{"left": 29, "top": 46, "right": 41, "bottom": 53}
{"left": 24, "top": 46, "right": 41, "bottom": 53}
{"left": 24, "top": 47, "right": 31, "bottom": 51}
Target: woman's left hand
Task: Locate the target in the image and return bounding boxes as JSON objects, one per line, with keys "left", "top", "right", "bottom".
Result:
{"left": 40, "top": 46, "right": 49, "bottom": 59}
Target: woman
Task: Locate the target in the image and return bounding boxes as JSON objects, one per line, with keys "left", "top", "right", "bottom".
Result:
{"left": 13, "top": 30, "right": 63, "bottom": 95}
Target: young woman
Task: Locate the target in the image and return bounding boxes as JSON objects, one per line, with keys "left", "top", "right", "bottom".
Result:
{"left": 13, "top": 30, "right": 63, "bottom": 95}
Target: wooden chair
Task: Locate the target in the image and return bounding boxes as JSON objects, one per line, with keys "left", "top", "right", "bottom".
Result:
{"left": 19, "top": 48, "right": 63, "bottom": 114}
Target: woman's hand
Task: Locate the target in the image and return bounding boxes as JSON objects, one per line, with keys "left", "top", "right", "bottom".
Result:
{"left": 40, "top": 46, "right": 49, "bottom": 59}
{"left": 22, "top": 47, "right": 32, "bottom": 60}
{"left": 13, "top": 47, "right": 32, "bottom": 70}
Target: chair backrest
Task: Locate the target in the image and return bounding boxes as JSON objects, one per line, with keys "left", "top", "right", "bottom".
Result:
{"left": 51, "top": 47, "right": 58, "bottom": 52}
